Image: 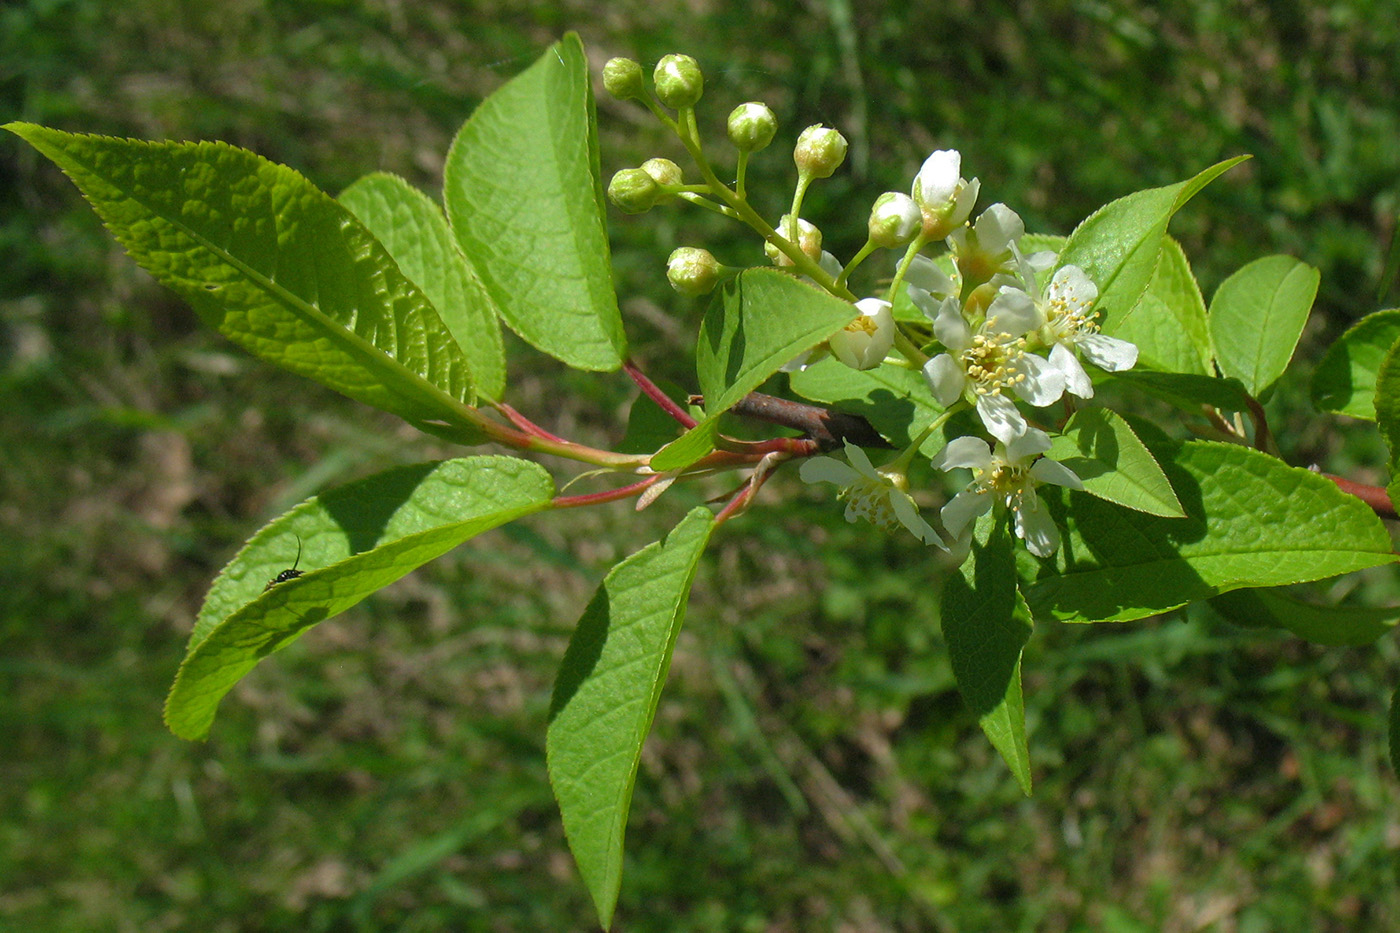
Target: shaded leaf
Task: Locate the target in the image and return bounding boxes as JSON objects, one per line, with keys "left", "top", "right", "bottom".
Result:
{"left": 1311, "top": 308, "right": 1400, "bottom": 419}
{"left": 1210, "top": 587, "right": 1398, "bottom": 646}
{"left": 1027, "top": 441, "right": 1395, "bottom": 623}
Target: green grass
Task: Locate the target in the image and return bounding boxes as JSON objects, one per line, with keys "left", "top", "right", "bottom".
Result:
{"left": 3, "top": 1, "right": 1399, "bottom": 929}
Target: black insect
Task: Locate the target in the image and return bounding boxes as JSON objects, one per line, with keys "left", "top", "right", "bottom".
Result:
{"left": 264, "top": 537, "right": 305, "bottom": 591}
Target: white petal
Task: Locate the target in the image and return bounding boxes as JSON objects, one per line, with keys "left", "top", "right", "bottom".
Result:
{"left": 974, "top": 203, "right": 1024, "bottom": 253}
{"left": 1031, "top": 457, "right": 1083, "bottom": 490}
{"left": 923, "top": 354, "right": 966, "bottom": 407}
{"left": 799, "top": 457, "right": 859, "bottom": 486}
{"left": 1050, "top": 264, "right": 1098, "bottom": 309}
{"left": 976, "top": 393, "right": 1028, "bottom": 445}
{"left": 985, "top": 286, "right": 1038, "bottom": 336}
{"left": 948, "top": 178, "right": 980, "bottom": 227}
{"left": 1050, "top": 343, "right": 1094, "bottom": 399}
{"left": 931, "top": 435, "right": 994, "bottom": 472}
{"left": 1078, "top": 333, "right": 1139, "bottom": 372}
{"left": 889, "top": 492, "right": 948, "bottom": 549}
{"left": 1014, "top": 353, "right": 1067, "bottom": 407}
{"left": 1014, "top": 491, "right": 1061, "bottom": 557}
{"left": 905, "top": 255, "right": 957, "bottom": 300}
{"left": 913, "top": 149, "right": 961, "bottom": 206}
{"left": 842, "top": 442, "right": 880, "bottom": 479}
{"left": 1005, "top": 427, "right": 1051, "bottom": 463}
{"left": 818, "top": 250, "right": 843, "bottom": 280}
{"left": 931, "top": 296, "right": 971, "bottom": 350}
{"left": 941, "top": 489, "right": 992, "bottom": 541}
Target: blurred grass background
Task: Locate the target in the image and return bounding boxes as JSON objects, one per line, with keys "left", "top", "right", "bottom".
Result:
{"left": 3, "top": 0, "right": 1400, "bottom": 929}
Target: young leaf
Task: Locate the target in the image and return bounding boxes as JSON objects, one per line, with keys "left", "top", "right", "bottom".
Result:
{"left": 1311, "top": 308, "right": 1400, "bottom": 419}
{"left": 443, "top": 33, "right": 626, "bottom": 372}
{"left": 1111, "top": 237, "right": 1213, "bottom": 375}
{"left": 547, "top": 507, "right": 715, "bottom": 929}
{"left": 1026, "top": 441, "right": 1396, "bottom": 623}
{"left": 789, "top": 355, "right": 945, "bottom": 453}
{"left": 1046, "top": 408, "right": 1184, "bottom": 517}
{"left": 340, "top": 172, "right": 507, "bottom": 401}
{"left": 1375, "top": 336, "right": 1400, "bottom": 512}
{"left": 941, "top": 520, "right": 1034, "bottom": 795}
{"left": 1209, "top": 255, "right": 1320, "bottom": 397}
{"left": 5, "top": 123, "right": 481, "bottom": 432}
{"left": 1209, "top": 587, "right": 1398, "bottom": 646}
{"left": 697, "top": 268, "right": 858, "bottom": 414}
{"left": 166, "top": 456, "right": 555, "bottom": 740}
{"left": 1057, "top": 157, "right": 1247, "bottom": 339}
{"left": 652, "top": 269, "right": 857, "bottom": 471}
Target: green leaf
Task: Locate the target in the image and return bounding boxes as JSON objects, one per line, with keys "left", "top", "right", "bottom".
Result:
{"left": 1114, "top": 370, "right": 1254, "bottom": 413}
{"left": 1058, "top": 157, "right": 1247, "bottom": 339}
{"left": 1112, "top": 237, "right": 1213, "bottom": 375}
{"left": 6, "top": 122, "right": 480, "bottom": 433}
{"left": 697, "top": 268, "right": 858, "bottom": 414}
{"left": 789, "top": 355, "right": 945, "bottom": 453}
{"left": 616, "top": 378, "right": 693, "bottom": 455}
{"left": 443, "top": 33, "right": 625, "bottom": 372}
{"left": 547, "top": 508, "right": 715, "bottom": 929}
{"left": 1047, "top": 408, "right": 1184, "bottom": 517}
{"left": 1026, "top": 440, "right": 1396, "bottom": 623}
{"left": 340, "top": 172, "right": 507, "bottom": 401}
{"left": 166, "top": 456, "right": 555, "bottom": 740}
{"left": 648, "top": 418, "right": 720, "bottom": 473}
{"left": 941, "top": 520, "right": 1034, "bottom": 795}
{"left": 1311, "top": 308, "right": 1400, "bottom": 419}
{"left": 1209, "top": 587, "right": 1398, "bottom": 646}
{"left": 1209, "top": 255, "right": 1320, "bottom": 397}
{"left": 651, "top": 269, "right": 857, "bottom": 471}
{"left": 1375, "top": 336, "right": 1400, "bottom": 512}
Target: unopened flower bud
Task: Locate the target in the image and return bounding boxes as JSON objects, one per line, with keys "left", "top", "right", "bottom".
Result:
{"left": 602, "top": 58, "right": 645, "bottom": 100}
{"left": 765, "top": 215, "right": 822, "bottom": 267}
{"left": 667, "top": 247, "right": 723, "bottom": 296}
{"left": 829, "top": 298, "right": 896, "bottom": 371}
{"left": 641, "top": 157, "right": 683, "bottom": 188}
{"left": 653, "top": 54, "right": 703, "bottom": 109}
{"left": 727, "top": 102, "right": 777, "bottom": 153}
{"left": 912, "top": 149, "right": 980, "bottom": 240}
{"left": 867, "top": 192, "right": 921, "bottom": 249}
{"left": 794, "top": 124, "right": 847, "bottom": 179}
{"left": 608, "top": 168, "right": 662, "bottom": 214}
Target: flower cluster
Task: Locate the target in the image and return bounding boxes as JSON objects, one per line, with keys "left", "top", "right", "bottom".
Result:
{"left": 601, "top": 55, "right": 1139, "bottom": 561}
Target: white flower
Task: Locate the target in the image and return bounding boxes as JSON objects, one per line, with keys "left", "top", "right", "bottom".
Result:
{"left": 902, "top": 254, "right": 959, "bottom": 317}
{"left": 931, "top": 428, "right": 1082, "bottom": 557}
{"left": 921, "top": 288, "right": 1066, "bottom": 444}
{"left": 911, "top": 149, "right": 980, "bottom": 236}
{"left": 800, "top": 443, "right": 946, "bottom": 548}
{"left": 828, "top": 298, "right": 895, "bottom": 371}
{"left": 947, "top": 203, "right": 1025, "bottom": 279}
{"left": 1029, "top": 264, "right": 1138, "bottom": 399}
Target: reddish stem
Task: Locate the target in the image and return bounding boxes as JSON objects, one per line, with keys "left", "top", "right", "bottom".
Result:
{"left": 495, "top": 401, "right": 569, "bottom": 443}
{"left": 625, "top": 358, "right": 698, "bottom": 429}
{"left": 552, "top": 476, "right": 658, "bottom": 509}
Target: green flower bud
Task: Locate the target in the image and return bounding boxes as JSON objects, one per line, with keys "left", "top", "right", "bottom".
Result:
{"left": 867, "top": 192, "right": 921, "bottom": 249}
{"left": 727, "top": 102, "right": 777, "bottom": 153}
{"left": 602, "top": 57, "right": 646, "bottom": 100}
{"left": 641, "top": 157, "right": 684, "bottom": 188}
{"left": 667, "top": 247, "right": 723, "bottom": 296}
{"left": 793, "top": 124, "right": 847, "bottom": 179}
{"left": 608, "top": 168, "right": 662, "bottom": 214}
{"left": 653, "top": 54, "right": 703, "bottom": 109}
{"left": 765, "top": 214, "right": 822, "bottom": 267}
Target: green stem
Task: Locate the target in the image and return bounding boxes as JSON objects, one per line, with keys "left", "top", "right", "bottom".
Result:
{"left": 888, "top": 403, "right": 965, "bottom": 472}
{"left": 835, "top": 239, "right": 878, "bottom": 291}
